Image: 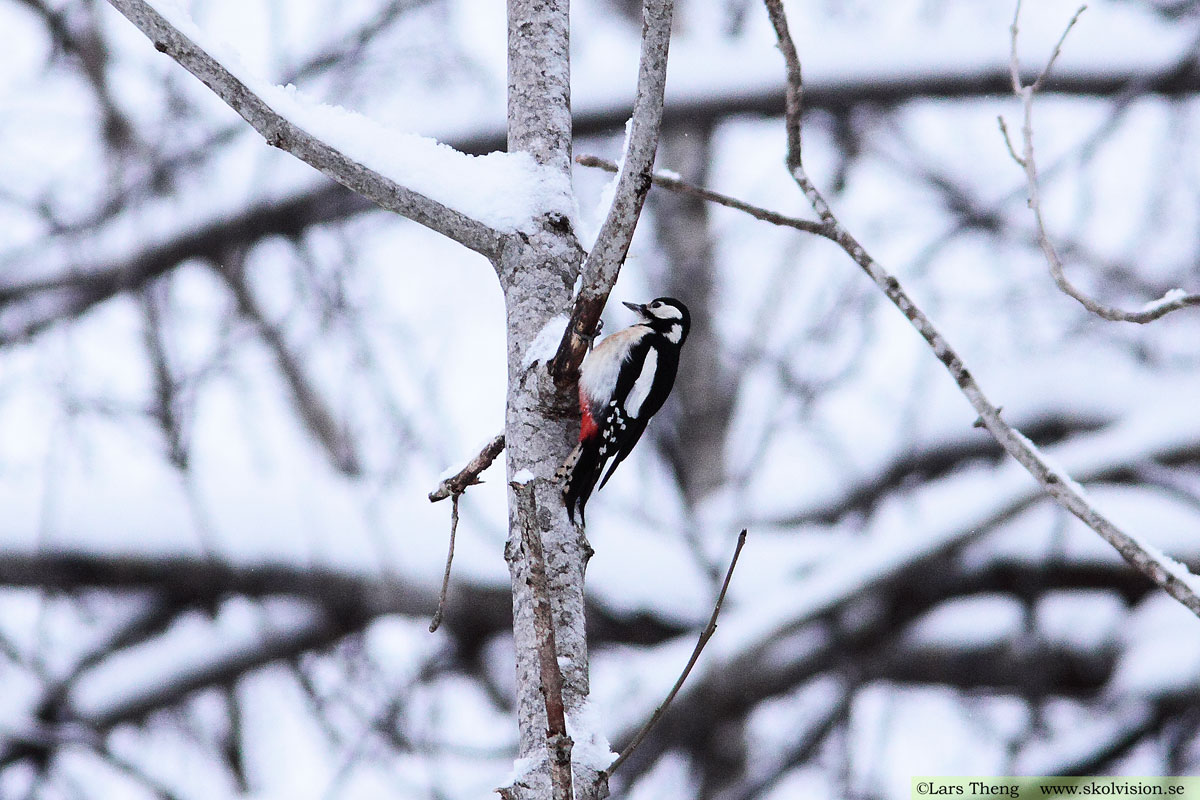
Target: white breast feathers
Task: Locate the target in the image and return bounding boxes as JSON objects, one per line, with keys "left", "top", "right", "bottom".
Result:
{"left": 579, "top": 326, "right": 648, "bottom": 408}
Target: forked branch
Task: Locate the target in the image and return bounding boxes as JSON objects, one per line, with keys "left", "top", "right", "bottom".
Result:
{"left": 762, "top": 0, "right": 1200, "bottom": 618}
{"left": 428, "top": 434, "right": 506, "bottom": 502}
{"left": 428, "top": 433, "right": 506, "bottom": 632}
{"left": 1003, "top": 1, "right": 1200, "bottom": 323}
{"left": 548, "top": 0, "right": 675, "bottom": 386}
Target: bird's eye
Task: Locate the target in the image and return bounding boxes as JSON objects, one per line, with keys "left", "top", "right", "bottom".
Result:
{"left": 651, "top": 301, "right": 661, "bottom": 308}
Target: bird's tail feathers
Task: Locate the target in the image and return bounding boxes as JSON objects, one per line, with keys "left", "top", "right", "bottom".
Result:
{"left": 596, "top": 419, "right": 645, "bottom": 492}
{"left": 560, "top": 440, "right": 605, "bottom": 525}
{"left": 596, "top": 453, "right": 625, "bottom": 492}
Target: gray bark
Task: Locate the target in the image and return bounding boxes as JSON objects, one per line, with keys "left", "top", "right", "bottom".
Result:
{"left": 100, "top": 0, "right": 673, "bottom": 794}
{"left": 501, "top": 1, "right": 604, "bottom": 797}
{"left": 548, "top": 0, "right": 674, "bottom": 384}
{"left": 498, "top": 224, "right": 600, "bottom": 799}
{"left": 500, "top": 0, "right": 671, "bottom": 794}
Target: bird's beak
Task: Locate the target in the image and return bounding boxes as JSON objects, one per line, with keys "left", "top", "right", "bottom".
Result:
{"left": 622, "top": 301, "right": 649, "bottom": 318}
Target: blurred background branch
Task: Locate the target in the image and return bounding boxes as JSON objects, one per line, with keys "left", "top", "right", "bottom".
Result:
{"left": 3, "top": 0, "right": 1200, "bottom": 797}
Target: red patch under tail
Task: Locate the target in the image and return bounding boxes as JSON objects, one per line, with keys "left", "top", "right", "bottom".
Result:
{"left": 579, "top": 389, "right": 599, "bottom": 442}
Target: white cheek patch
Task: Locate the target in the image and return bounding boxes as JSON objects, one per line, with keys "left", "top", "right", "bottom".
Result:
{"left": 664, "top": 324, "right": 682, "bottom": 344}
{"left": 652, "top": 305, "right": 683, "bottom": 321}
{"left": 625, "top": 348, "right": 658, "bottom": 418}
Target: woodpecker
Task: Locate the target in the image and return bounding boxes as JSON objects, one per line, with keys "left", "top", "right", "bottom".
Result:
{"left": 562, "top": 297, "right": 690, "bottom": 523}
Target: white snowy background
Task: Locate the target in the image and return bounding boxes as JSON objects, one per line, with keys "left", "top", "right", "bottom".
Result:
{"left": 2, "top": 0, "right": 1200, "bottom": 797}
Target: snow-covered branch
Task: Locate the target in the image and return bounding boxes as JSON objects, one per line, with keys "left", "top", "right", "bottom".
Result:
{"left": 762, "top": 0, "right": 1200, "bottom": 619}
{"left": 428, "top": 434, "right": 506, "bottom": 502}
{"left": 1004, "top": 1, "right": 1200, "bottom": 323}
{"left": 549, "top": 0, "right": 675, "bottom": 385}
{"left": 606, "top": 420, "right": 1200, "bottom": 781}
{"left": 104, "top": 0, "right": 506, "bottom": 258}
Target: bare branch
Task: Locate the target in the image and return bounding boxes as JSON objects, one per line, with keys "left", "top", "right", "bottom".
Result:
{"left": 763, "top": 0, "right": 804, "bottom": 174}
{"left": 0, "top": 547, "right": 688, "bottom": 648}
{"left": 1007, "top": 2, "right": 1200, "bottom": 323}
{"left": 0, "top": 552, "right": 509, "bottom": 630}
{"left": 607, "top": 497, "right": 1168, "bottom": 784}
{"left": 97, "top": 741, "right": 190, "bottom": 800}
{"left": 139, "top": 284, "right": 189, "bottom": 469}
{"left": 763, "top": 0, "right": 1200, "bottom": 618}
{"left": 428, "top": 433, "right": 506, "bottom": 502}
{"left": 0, "top": 609, "right": 351, "bottom": 772}
{"left": 996, "top": 115, "right": 1024, "bottom": 167}
{"left": 575, "top": 154, "right": 834, "bottom": 239}
{"left": 729, "top": 690, "right": 852, "bottom": 800}
{"left": 1042, "top": 705, "right": 1169, "bottom": 776}
{"left": 428, "top": 494, "right": 460, "bottom": 633}
{"left": 608, "top": 529, "right": 747, "bottom": 776}
{"left": 103, "top": 0, "right": 503, "bottom": 258}
{"left": 9, "top": 46, "right": 1200, "bottom": 345}
{"left": 75, "top": 609, "right": 348, "bottom": 731}
{"left": 548, "top": 0, "right": 675, "bottom": 386}
{"left": 1024, "top": 2, "right": 1088, "bottom": 93}
{"left": 761, "top": 412, "right": 1112, "bottom": 527}
{"left": 0, "top": 187, "right": 367, "bottom": 345}
{"left": 426, "top": 435, "right": 508, "bottom": 632}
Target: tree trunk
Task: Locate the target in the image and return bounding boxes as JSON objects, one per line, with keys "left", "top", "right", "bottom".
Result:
{"left": 501, "top": 1, "right": 608, "bottom": 798}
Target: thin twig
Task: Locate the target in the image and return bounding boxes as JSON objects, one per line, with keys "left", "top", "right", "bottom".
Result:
{"left": 513, "top": 481, "right": 573, "bottom": 800}
{"left": 1029, "top": 2, "right": 1087, "bottom": 93}
{"left": 575, "top": 155, "right": 834, "bottom": 239}
{"left": 427, "top": 434, "right": 506, "bottom": 631}
{"left": 762, "top": 0, "right": 1200, "bottom": 618}
{"left": 608, "top": 529, "right": 747, "bottom": 775}
{"left": 428, "top": 493, "right": 460, "bottom": 633}
{"left": 1005, "top": 1, "right": 1200, "bottom": 323}
{"left": 548, "top": 0, "right": 676, "bottom": 386}
{"left": 428, "top": 434, "right": 505, "bottom": 502}
{"left": 996, "top": 116, "right": 1024, "bottom": 167}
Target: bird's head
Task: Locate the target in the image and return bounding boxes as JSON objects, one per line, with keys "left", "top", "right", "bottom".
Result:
{"left": 623, "top": 297, "right": 690, "bottom": 345}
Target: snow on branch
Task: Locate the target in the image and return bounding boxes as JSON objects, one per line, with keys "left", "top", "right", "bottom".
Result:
{"left": 428, "top": 434, "right": 507, "bottom": 502}
{"left": 604, "top": 416, "right": 1200, "bottom": 771}
{"left": 427, "top": 433, "right": 507, "bottom": 633}
{"left": 762, "top": 0, "right": 1200, "bottom": 619}
{"left": 104, "top": 0, "right": 569, "bottom": 259}
{"left": 1002, "top": 1, "right": 1200, "bottom": 323}
{"left": 549, "top": 0, "right": 675, "bottom": 386}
